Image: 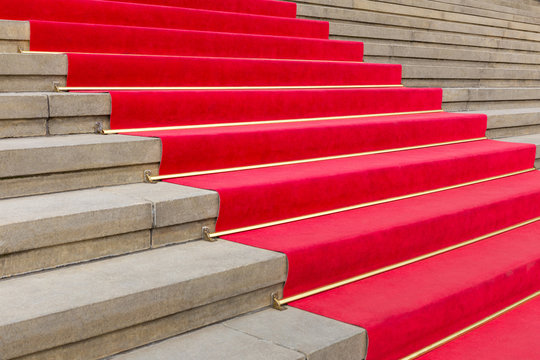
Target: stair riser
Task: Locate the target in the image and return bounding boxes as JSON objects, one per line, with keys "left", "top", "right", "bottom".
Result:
{"left": 444, "top": 100, "right": 540, "bottom": 111}
{"left": 17, "top": 285, "right": 282, "bottom": 360}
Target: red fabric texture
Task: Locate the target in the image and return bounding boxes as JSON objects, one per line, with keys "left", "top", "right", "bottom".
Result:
{"left": 418, "top": 294, "right": 540, "bottom": 360}
{"left": 2, "top": 0, "right": 326, "bottom": 38}
{"left": 291, "top": 218, "right": 540, "bottom": 360}
{"left": 100, "top": 0, "right": 297, "bottom": 18}
{"left": 224, "top": 170, "right": 540, "bottom": 298}
{"left": 66, "top": 53, "right": 395, "bottom": 87}
{"left": 146, "top": 112, "right": 487, "bottom": 174}
{"left": 171, "top": 140, "right": 535, "bottom": 231}
{"left": 30, "top": 21, "right": 362, "bottom": 60}
{"left": 109, "top": 88, "right": 442, "bottom": 129}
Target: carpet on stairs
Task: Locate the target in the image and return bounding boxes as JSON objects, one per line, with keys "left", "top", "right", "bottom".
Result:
{"left": 6, "top": 0, "right": 540, "bottom": 358}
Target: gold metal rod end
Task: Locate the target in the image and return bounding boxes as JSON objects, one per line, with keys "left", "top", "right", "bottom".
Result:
{"left": 272, "top": 293, "right": 287, "bottom": 311}
{"left": 202, "top": 226, "right": 217, "bottom": 242}
{"left": 144, "top": 170, "right": 158, "bottom": 184}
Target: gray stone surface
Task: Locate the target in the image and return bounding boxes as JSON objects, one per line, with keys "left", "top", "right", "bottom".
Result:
{"left": 0, "top": 230, "right": 150, "bottom": 278}
{"left": 0, "top": 53, "right": 67, "bottom": 75}
{"left": 0, "top": 187, "right": 153, "bottom": 254}
{"left": 48, "top": 115, "right": 111, "bottom": 135}
{"left": 0, "top": 93, "right": 48, "bottom": 120}
{"left": 0, "top": 134, "right": 161, "bottom": 177}
{"left": 226, "top": 307, "right": 367, "bottom": 360}
{"left": 498, "top": 134, "right": 540, "bottom": 158}
{"left": 112, "top": 324, "right": 304, "bottom": 360}
{"left": 0, "top": 241, "right": 286, "bottom": 358}
{"left": 0, "top": 163, "right": 159, "bottom": 200}
{"left": 48, "top": 92, "right": 111, "bottom": 117}
{"left": 152, "top": 218, "right": 216, "bottom": 247}
{"left": 104, "top": 182, "right": 219, "bottom": 228}
{"left": 0, "top": 20, "right": 30, "bottom": 41}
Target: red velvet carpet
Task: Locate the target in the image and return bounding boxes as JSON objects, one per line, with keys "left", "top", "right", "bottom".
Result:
{"left": 9, "top": 0, "right": 539, "bottom": 358}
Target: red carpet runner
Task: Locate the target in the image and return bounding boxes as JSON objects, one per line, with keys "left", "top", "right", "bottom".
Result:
{"left": 6, "top": 0, "right": 539, "bottom": 358}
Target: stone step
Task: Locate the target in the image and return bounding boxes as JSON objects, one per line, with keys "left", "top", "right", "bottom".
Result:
{"left": 435, "top": 0, "right": 540, "bottom": 20}
{"left": 499, "top": 133, "right": 540, "bottom": 168}
{"left": 295, "top": 0, "right": 540, "bottom": 31}
{"left": 402, "top": 65, "right": 540, "bottom": 88}
{"left": 0, "top": 133, "right": 160, "bottom": 199}
{"left": 464, "top": 108, "right": 540, "bottom": 138}
{"left": 297, "top": 2, "right": 540, "bottom": 43}
{"left": 442, "top": 88, "right": 540, "bottom": 111}
{"left": 0, "top": 20, "right": 29, "bottom": 53}
{"left": 0, "top": 92, "right": 111, "bottom": 138}
{"left": 0, "top": 182, "right": 218, "bottom": 277}
{"left": 0, "top": 239, "right": 285, "bottom": 359}
{"left": 329, "top": 22, "right": 540, "bottom": 54}
{"left": 111, "top": 307, "right": 367, "bottom": 360}
{"left": 364, "top": 43, "right": 540, "bottom": 69}
{"left": 0, "top": 53, "right": 67, "bottom": 92}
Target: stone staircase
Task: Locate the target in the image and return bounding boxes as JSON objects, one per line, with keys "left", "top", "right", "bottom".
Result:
{"left": 0, "top": 13, "right": 366, "bottom": 360}
{"left": 1, "top": 0, "right": 539, "bottom": 359}
{"left": 295, "top": 0, "right": 540, "bottom": 139}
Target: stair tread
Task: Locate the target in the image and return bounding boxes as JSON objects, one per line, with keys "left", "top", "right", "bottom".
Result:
{"left": 0, "top": 240, "right": 285, "bottom": 358}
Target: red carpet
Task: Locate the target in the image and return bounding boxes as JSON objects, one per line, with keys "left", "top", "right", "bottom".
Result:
{"left": 8, "top": 0, "right": 539, "bottom": 358}
{"left": 100, "top": 0, "right": 297, "bottom": 18}
{"left": 418, "top": 294, "right": 540, "bottom": 360}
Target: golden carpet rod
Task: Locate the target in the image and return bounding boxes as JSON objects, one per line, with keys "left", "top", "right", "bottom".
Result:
{"left": 273, "top": 214, "right": 540, "bottom": 309}
{"left": 57, "top": 84, "right": 403, "bottom": 92}
{"left": 148, "top": 137, "right": 487, "bottom": 181}
{"left": 102, "top": 109, "right": 444, "bottom": 134}
{"left": 401, "top": 290, "right": 540, "bottom": 360}
{"left": 206, "top": 168, "right": 534, "bottom": 242}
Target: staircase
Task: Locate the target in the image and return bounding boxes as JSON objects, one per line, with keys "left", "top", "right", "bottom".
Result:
{"left": 1, "top": 0, "right": 539, "bottom": 359}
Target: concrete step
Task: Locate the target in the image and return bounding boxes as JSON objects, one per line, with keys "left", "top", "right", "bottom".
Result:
{"left": 111, "top": 307, "right": 367, "bottom": 360}
{"left": 297, "top": 2, "right": 540, "bottom": 43}
{"left": 463, "top": 108, "right": 540, "bottom": 138}
{"left": 295, "top": 0, "right": 540, "bottom": 31}
{"left": 442, "top": 88, "right": 540, "bottom": 111}
{"left": 0, "top": 53, "right": 67, "bottom": 92}
{"left": 0, "top": 20, "right": 29, "bottom": 53}
{"left": 0, "top": 239, "right": 285, "bottom": 359}
{"left": 0, "top": 92, "right": 111, "bottom": 138}
{"left": 499, "top": 133, "right": 540, "bottom": 168}
{"left": 435, "top": 0, "right": 540, "bottom": 20}
{"left": 0, "top": 133, "right": 160, "bottom": 199}
{"left": 328, "top": 21, "right": 540, "bottom": 54}
{"left": 402, "top": 65, "right": 540, "bottom": 88}
{"left": 364, "top": 43, "right": 540, "bottom": 69}
{"left": 0, "top": 182, "right": 218, "bottom": 277}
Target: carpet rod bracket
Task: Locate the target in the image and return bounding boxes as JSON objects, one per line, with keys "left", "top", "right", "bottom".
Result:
{"left": 94, "top": 122, "right": 104, "bottom": 134}
{"left": 202, "top": 226, "right": 217, "bottom": 242}
{"left": 144, "top": 170, "right": 158, "bottom": 184}
{"left": 272, "top": 293, "right": 287, "bottom": 311}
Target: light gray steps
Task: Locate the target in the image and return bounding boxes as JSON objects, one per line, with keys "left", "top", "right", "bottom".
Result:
{"left": 442, "top": 88, "right": 540, "bottom": 111}
{"left": 0, "top": 239, "right": 285, "bottom": 359}
{"left": 0, "top": 92, "right": 111, "bottom": 138}
{"left": 498, "top": 133, "right": 540, "bottom": 168}
{"left": 434, "top": 0, "right": 540, "bottom": 21}
{"left": 111, "top": 307, "right": 367, "bottom": 360}
{"left": 0, "top": 133, "right": 160, "bottom": 199}
{"left": 463, "top": 108, "right": 540, "bottom": 138}
{"left": 402, "top": 65, "right": 540, "bottom": 88}
{"left": 0, "top": 53, "right": 67, "bottom": 92}
{"left": 364, "top": 43, "right": 540, "bottom": 69}
{"left": 0, "top": 20, "right": 29, "bottom": 53}
{"left": 297, "top": 2, "right": 540, "bottom": 43}
{"left": 328, "top": 21, "right": 540, "bottom": 54}
{"left": 0, "top": 182, "right": 218, "bottom": 277}
{"left": 296, "top": 0, "right": 540, "bottom": 31}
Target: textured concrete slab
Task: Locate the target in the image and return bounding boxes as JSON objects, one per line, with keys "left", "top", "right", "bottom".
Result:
{"left": 48, "top": 115, "right": 111, "bottom": 135}
{"left": 0, "top": 163, "right": 159, "bottom": 200}
{"left": 48, "top": 92, "right": 111, "bottom": 117}
{"left": 0, "top": 134, "right": 160, "bottom": 177}
{"left": 0, "top": 187, "right": 153, "bottom": 254}
{"left": 104, "top": 182, "right": 219, "bottom": 228}
{"left": 0, "top": 241, "right": 286, "bottom": 358}
{"left": 226, "top": 307, "right": 368, "bottom": 360}
{"left": 0, "top": 93, "right": 48, "bottom": 120}
{"left": 0, "top": 20, "right": 29, "bottom": 40}
{"left": 112, "top": 324, "right": 304, "bottom": 360}
{"left": 498, "top": 134, "right": 540, "bottom": 158}
{"left": 0, "top": 53, "right": 67, "bottom": 75}
{"left": 0, "top": 230, "right": 150, "bottom": 278}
